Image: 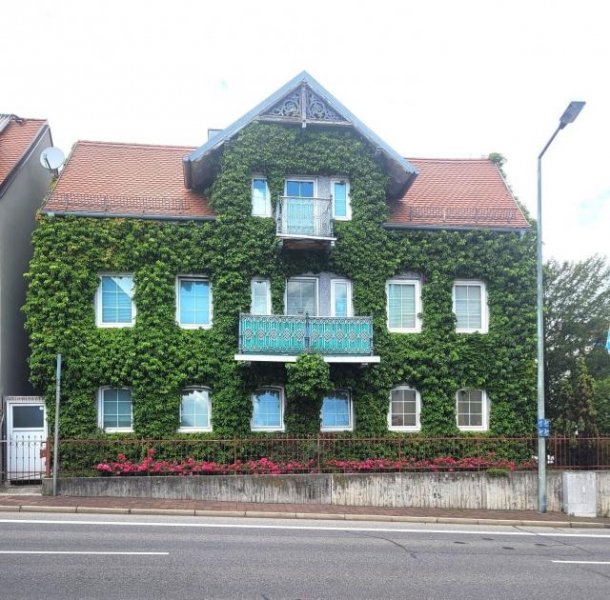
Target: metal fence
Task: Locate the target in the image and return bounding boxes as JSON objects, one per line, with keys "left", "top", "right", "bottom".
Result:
{"left": 0, "top": 437, "right": 47, "bottom": 482}
{"left": 36, "top": 435, "right": 610, "bottom": 478}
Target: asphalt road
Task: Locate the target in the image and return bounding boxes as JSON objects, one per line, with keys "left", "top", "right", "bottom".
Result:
{"left": 0, "top": 513, "right": 609, "bottom": 600}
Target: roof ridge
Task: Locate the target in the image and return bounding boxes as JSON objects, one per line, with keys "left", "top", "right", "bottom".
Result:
{"left": 75, "top": 140, "right": 197, "bottom": 151}
{"left": 406, "top": 157, "right": 492, "bottom": 163}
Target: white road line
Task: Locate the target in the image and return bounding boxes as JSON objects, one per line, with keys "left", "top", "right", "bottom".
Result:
{"left": 552, "top": 560, "right": 610, "bottom": 565}
{"left": 1, "top": 518, "right": 609, "bottom": 539}
{"left": 0, "top": 551, "right": 168, "bottom": 556}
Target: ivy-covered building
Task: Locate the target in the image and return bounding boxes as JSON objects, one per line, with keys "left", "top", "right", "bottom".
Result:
{"left": 28, "top": 72, "right": 536, "bottom": 440}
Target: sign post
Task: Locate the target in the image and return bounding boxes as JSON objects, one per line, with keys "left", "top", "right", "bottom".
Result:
{"left": 52, "top": 354, "right": 61, "bottom": 497}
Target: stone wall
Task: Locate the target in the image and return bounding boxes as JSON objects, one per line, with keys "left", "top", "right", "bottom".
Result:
{"left": 43, "top": 471, "right": 610, "bottom": 517}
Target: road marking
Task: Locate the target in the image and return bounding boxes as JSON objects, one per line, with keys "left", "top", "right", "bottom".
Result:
{"left": 552, "top": 560, "right": 610, "bottom": 565}
{"left": 1, "top": 518, "right": 609, "bottom": 539}
{"left": 0, "top": 551, "right": 168, "bottom": 556}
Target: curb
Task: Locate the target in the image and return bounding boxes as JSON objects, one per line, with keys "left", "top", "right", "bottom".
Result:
{"left": 0, "top": 504, "right": 607, "bottom": 528}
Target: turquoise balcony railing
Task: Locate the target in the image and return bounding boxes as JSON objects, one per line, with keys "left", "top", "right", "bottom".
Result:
{"left": 238, "top": 314, "right": 374, "bottom": 357}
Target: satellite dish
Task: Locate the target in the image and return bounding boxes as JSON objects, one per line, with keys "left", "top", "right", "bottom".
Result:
{"left": 40, "top": 147, "right": 65, "bottom": 173}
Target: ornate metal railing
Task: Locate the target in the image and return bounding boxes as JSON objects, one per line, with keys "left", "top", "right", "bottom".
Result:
{"left": 238, "top": 314, "right": 374, "bottom": 356}
{"left": 276, "top": 196, "right": 334, "bottom": 238}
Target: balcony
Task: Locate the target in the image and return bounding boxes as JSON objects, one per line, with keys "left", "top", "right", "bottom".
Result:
{"left": 276, "top": 196, "right": 336, "bottom": 249}
{"left": 235, "top": 314, "right": 380, "bottom": 363}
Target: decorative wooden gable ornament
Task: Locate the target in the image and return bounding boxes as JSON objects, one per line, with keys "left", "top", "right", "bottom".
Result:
{"left": 260, "top": 84, "right": 349, "bottom": 127}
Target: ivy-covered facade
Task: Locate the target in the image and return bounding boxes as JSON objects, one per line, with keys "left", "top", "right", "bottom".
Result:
{"left": 27, "top": 72, "right": 536, "bottom": 440}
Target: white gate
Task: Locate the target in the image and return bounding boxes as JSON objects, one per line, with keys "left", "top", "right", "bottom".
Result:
{"left": 3, "top": 396, "right": 47, "bottom": 481}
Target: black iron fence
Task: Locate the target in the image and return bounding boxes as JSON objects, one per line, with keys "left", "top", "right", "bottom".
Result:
{"left": 33, "top": 435, "right": 610, "bottom": 478}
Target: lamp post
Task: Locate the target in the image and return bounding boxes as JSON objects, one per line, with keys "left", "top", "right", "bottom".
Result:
{"left": 536, "top": 101, "right": 585, "bottom": 513}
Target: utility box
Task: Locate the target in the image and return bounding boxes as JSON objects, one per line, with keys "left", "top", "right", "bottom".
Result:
{"left": 563, "top": 472, "right": 597, "bottom": 517}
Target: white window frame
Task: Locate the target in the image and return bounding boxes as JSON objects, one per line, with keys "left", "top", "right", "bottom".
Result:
{"left": 330, "top": 178, "right": 351, "bottom": 220}
{"left": 386, "top": 278, "right": 422, "bottom": 333}
{"left": 97, "top": 387, "right": 133, "bottom": 433}
{"left": 176, "top": 275, "right": 213, "bottom": 329}
{"left": 320, "top": 390, "right": 354, "bottom": 432}
{"left": 251, "top": 387, "right": 285, "bottom": 432}
{"left": 250, "top": 278, "right": 272, "bottom": 316}
{"left": 251, "top": 177, "right": 272, "bottom": 217}
{"left": 455, "top": 389, "right": 490, "bottom": 432}
{"left": 178, "top": 387, "right": 212, "bottom": 433}
{"left": 284, "top": 177, "right": 317, "bottom": 197}
{"left": 95, "top": 274, "right": 136, "bottom": 328}
{"left": 453, "top": 280, "right": 488, "bottom": 333}
{"left": 330, "top": 279, "right": 353, "bottom": 317}
{"left": 284, "top": 276, "right": 319, "bottom": 316}
{"left": 387, "top": 386, "right": 421, "bottom": 432}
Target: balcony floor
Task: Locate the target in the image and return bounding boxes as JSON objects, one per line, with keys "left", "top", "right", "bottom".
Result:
{"left": 234, "top": 354, "right": 381, "bottom": 364}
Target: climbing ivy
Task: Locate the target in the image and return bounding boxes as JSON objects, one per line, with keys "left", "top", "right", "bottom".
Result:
{"left": 24, "top": 122, "right": 537, "bottom": 444}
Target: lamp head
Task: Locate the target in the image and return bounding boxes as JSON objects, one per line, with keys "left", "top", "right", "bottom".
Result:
{"left": 559, "top": 101, "right": 586, "bottom": 129}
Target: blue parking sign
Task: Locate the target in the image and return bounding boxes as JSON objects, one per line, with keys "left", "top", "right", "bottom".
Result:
{"left": 537, "top": 418, "right": 551, "bottom": 437}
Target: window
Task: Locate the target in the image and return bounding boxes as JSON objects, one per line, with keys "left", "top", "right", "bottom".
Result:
{"left": 456, "top": 389, "right": 489, "bottom": 431}
{"left": 285, "top": 179, "right": 315, "bottom": 198}
{"left": 386, "top": 278, "right": 422, "bottom": 333}
{"left": 331, "top": 179, "right": 351, "bottom": 220}
{"left": 95, "top": 275, "right": 135, "bottom": 327}
{"left": 285, "top": 277, "right": 318, "bottom": 316}
{"left": 251, "top": 388, "right": 284, "bottom": 432}
{"left": 251, "top": 279, "right": 271, "bottom": 315}
{"left": 453, "top": 280, "right": 488, "bottom": 333}
{"left": 388, "top": 387, "right": 421, "bottom": 431}
{"left": 251, "top": 178, "right": 271, "bottom": 217}
{"left": 179, "top": 388, "right": 211, "bottom": 432}
{"left": 331, "top": 279, "right": 353, "bottom": 317}
{"left": 177, "top": 277, "right": 212, "bottom": 328}
{"left": 321, "top": 390, "right": 353, "bottom": 431}
{"left": 98, "top": 387, "right": 132, "bottom": 432}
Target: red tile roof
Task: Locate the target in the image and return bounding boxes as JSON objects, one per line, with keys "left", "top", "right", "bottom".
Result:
{"left": 43, "top": 143, "right": 528, "bottom": 230}
{"left": 0, "top": 116, "right": 48, "bottom": 185}
{"left": 388, "top": 158, "right": 529, "bottom": 229}
{"left": 43, "top": 141, "right": 214, "bottom": 219}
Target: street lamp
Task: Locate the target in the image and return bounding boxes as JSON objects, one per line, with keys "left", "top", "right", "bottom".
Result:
{"left": 536, "top": 100, "right": 585, "bottom": 513}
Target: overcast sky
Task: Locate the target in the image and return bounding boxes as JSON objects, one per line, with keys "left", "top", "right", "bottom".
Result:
{"left": 3, "top": 0, "right": 609, "bottom": 263}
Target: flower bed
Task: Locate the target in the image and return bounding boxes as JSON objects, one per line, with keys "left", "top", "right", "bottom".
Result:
{"left": 95, "top": 449, "right": 535, "bottom": 476}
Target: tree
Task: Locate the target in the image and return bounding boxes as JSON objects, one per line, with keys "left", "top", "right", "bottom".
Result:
{"left": 593, "top": 377, "right": 610, "bottom": 433}
{"left": 544, "top": 255, "right": 610, "bottom": 429}
{"left": 554, "top": 356, "right": 598, "bottom": 435}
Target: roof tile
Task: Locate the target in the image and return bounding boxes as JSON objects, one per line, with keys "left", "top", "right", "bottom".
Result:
{"left": 0, "top": 116, "right": 47, "bottom": 184}
{"left": 44, "top": 144, "right": 528, "bottom": 230}
{"left": 44, "top": 141, "right": 213, "bottom": 219}
{"left": 388, "top": 158, "right": 529, "bottom": 229}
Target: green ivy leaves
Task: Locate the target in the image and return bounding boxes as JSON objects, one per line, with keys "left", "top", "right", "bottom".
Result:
{"left": 24, "top": 122, "right": 537, "bottom": 444}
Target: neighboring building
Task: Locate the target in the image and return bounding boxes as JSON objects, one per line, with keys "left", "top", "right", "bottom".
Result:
{"left": 29, "top": 72, "right": 536, "bottom": 441}
{"left": 0, "top": 114, "right": 52, "bottom": 398}
{"left": 1, "top": 114, "right": 53, "bottom": 479}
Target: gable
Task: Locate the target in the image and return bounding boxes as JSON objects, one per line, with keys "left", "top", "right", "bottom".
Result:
{"left": 183, "top": 71, "right": 418, "bottom": 199}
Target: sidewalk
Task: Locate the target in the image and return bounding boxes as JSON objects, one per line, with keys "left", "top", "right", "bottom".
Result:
{"left": 1, "top": 486, "right": 608, "bottom": 528}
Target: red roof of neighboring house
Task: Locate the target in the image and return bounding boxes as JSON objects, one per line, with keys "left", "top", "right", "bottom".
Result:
{"left": 43, "top": 142, "right": 528, "bottom": 230}
{"left": 0, "top": 116, "right": 48, "bottom": 185}
{"left": 44, "top": 141, "right": 214, "bottom": 219}
{"left": 388, "top": 158, "right": 529, "bottom": 229}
